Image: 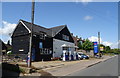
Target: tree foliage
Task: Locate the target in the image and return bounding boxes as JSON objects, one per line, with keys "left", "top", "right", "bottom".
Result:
{"left": 100, "top": 45, "right": 120, "bottom": 54}
{"left": 105, "top": 48, "right": 120, "bottom": 54}
{"left": 82, "top": 39, "right": 93, "bottom": 51}
{"left": 77, "top": 38, "right": 120, "bottom": 54}
{"left": 105, "top": 46, "right": 111, "bottom": 52}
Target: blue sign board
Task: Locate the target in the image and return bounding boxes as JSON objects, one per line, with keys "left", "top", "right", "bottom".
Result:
{"left": 94, "top": 42, "right": 98, "bottom": 53}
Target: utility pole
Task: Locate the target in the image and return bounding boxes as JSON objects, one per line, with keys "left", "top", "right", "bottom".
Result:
{"left": 28, "top": 0, "right": 35, "bottom": 67}
{"left": 98, "top": 32, "right": 100, "bottom": 58}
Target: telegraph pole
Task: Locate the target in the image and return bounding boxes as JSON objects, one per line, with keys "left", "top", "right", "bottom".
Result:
{"left": 98, "top": 32, "right": 100, "bottom": 58}
{"left": 28, "top": 0, "right": 35, "bottom": 67}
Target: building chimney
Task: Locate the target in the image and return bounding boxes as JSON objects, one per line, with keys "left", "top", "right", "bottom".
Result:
{"left": 79, "top": 37, "right": 82, "bottom": 40}
{"left": 71, "top": 33, "right": 73, "bottom": 36}
{"left": 76, "top": 35, "right": 78, "bottom": 38}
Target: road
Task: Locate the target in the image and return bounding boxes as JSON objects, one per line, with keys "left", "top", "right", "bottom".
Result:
{"left": 0, "top": 56, "right": 2, "bottom": 78}
{"left": 68, "top": 55, "right": 118, "bottom": 76}
{"left": 118, "top": 55, "right": 120, "bottom": 78}
{"left": 44, "top": 55, "right": 115, "bottom": 76}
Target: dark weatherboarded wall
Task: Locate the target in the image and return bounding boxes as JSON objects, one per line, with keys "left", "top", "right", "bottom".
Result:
{"left": 12, "top": 22, "right": 30, "bottom": 54}
{"left": 32, "top": 36, "right": 53, "bottom": 61}
{"left": 12, "top": 22, "right": 29, "bottom": 37}
{"left": 12, "top": 35, "right": 30, "bottom": 54}
{"left": 54, "top": 26, "right": 74, "bottom": 43}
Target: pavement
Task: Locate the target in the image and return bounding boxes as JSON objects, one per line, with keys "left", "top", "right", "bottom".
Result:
{"left": 6, "top": 55, "right": 116, "bottom": 76}
{"left": 118, "top": 55, "right": 120, "bottom": 76}
{"left": 43, "top": 55, "right": 115, "bottom": 76}
{"left": 20, "top": 55, "right": 112, "bottom": 68}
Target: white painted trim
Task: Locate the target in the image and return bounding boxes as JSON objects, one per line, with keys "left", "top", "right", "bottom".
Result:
{"left": 11, "top": 20, "right": 21, "bottom": 37}
{"left": 20, "top": 21, "right": 31, "bottom": 33}
{"left": 11, "top": 20, "right": 31, "bottom": 37}
{"left": 53, "top": 38, "right": 75, "bottom": 45}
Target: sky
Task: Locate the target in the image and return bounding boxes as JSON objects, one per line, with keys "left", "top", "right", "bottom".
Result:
{"left": 0, "top": 2, "right": 118, "bottom": 49}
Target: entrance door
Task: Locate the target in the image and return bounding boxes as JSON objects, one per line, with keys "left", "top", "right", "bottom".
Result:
{"left": 32, "top": 48, "right": 35, "bottom": 61}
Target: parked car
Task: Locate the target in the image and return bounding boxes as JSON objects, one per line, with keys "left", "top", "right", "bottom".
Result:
{"left": 95, "top": 54, "right": 99, "bottom": 58}
{"left": 77, "top": 52, "right": 89, "bottom": 59}
{"left": 14, "top": 55, "right": 20, "bottom": 59}
{"left": 77, "top": 53, "right": 83, "bottom": 60}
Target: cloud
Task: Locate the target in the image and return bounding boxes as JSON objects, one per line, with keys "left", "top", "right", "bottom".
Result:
{"left": 84, "top": 16, "right": 93, "bottom": 20}
{"left": 102, "top": 41, "right": 113, "bottom": 46}
{"left": 88, "top": 36, "right": 118, "bottom": 49}
{"left": 88, "top": 36, "right": 102, "bottom": 43}
{"left": 0, "top": 21, "right": 17, "bottom": 36}
{"left": 0, "top": 21, "right": 17, "bottom": 44}
{"left": 81, "top": 0, "right": 93, "bottom": 5}
{"left": 1, "top": 0, "right": 119, "bottom": 2}
{"left": 81, "top": 0, "right": 93, "bottom": 2}
{"left": 110, "top": 40, "right": 120, "bottom": 49}
{"left": 75, "top": 0, "right": 92, "bottom": 5}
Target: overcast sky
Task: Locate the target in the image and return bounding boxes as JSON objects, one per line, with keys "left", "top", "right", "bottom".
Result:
{"left": 0, "top": 2, "right": 119, "bottom": 49}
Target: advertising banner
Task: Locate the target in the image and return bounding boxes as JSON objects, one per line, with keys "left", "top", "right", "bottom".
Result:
{"left": 94, "top": 42, "right": 98, "bottom": 54}
{"left": 100, "top": 47, "right": 104, "bottom": 51}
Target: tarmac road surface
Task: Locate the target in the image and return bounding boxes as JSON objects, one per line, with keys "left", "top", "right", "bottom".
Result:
{"left": 68, "top": 55, "right": 118, "bottom": 76}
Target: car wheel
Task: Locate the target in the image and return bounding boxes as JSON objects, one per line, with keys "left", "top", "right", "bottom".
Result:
{"left": 80, "top": 58, "right": 83, "bottom": 60}
{"left": 86, "top": 57, "right": 89, "bottom": 59}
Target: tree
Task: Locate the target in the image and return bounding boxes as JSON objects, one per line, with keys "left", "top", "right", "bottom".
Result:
{"left": 105, "top": 46, "right": 111, "bottom": 52}
{"left": 82, "top": 39, "right": 93, "bottom": 52}
{"left": 100, "top": 44, "right": 105, "bottom": 48}
{"left": 106, "top": 48, "right": 120, "bottom": 54}
{"left": 100, "top": 44, "right": 105, "bottom": 51}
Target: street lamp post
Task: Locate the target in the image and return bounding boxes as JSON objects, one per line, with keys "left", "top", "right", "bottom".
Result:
{"left": 98, "top": 32, "right": 100, "bottom": 58}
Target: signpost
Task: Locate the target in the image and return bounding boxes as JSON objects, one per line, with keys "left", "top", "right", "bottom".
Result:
{"left": 93, "top": 42, "right": 98, "bottom": 55}
{"left": 100, "top": 47, "right": 104, "bottom": 51}
{"left": 98, "top": 32, "right": 101, "bottom": 57}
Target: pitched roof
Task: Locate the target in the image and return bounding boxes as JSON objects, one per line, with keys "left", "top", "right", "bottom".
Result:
{"left": 49, "top": 25, "right": 66, "bottom": 37}
{"left": 20, "top": 19, "right": 52, "bottom": 37}
{"left": 20, "top": 19, "right": 66, "bottom": 37}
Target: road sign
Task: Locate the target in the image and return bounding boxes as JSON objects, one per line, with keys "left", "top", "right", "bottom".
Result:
{"left": 100, "top": 47, "right": 104, "bottom": 51}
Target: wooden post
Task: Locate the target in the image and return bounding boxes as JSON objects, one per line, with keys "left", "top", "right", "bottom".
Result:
{"left": 98, "top": 32, "right": 100, "bottom": 58}
{"left": 28, "top": 0, "right": 35, "bottom": 67}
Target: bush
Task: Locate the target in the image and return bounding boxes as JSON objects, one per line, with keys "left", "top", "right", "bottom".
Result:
{"left": 2, "top": 63, "right": 20, "bottom": 73}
